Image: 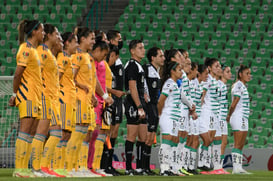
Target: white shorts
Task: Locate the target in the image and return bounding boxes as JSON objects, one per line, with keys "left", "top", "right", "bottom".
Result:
{"left": 230, "top": 113, "right": 249, "bottom": 132}
{"left": 189, "top": 117, "right": 199, "bottom": 136}
{"left": 178, "top": 109, "right": 189, "bottom": 132}
{"left": 199, "top": 108, "right": 213, "bottom": 134}
{"left": 159, "top": 114, "right": 179, "bottom": 136}
{"left": 220, "top": 118, "right": 228, "bottom": 135}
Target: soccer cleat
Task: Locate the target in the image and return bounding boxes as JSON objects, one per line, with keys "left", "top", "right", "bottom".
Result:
{"left": 197, "top": 166, "right": 212, "bottom": 171}
{"left": 90, "top": 169, "right": 106, "bottom": 177}
{"left": 96, "top": 169, "right": 113, "bottom": 176}
{"left": 125, "top": 169, "right": 135, "bottom": 176}
{"left": 54, "top": 169, "right": 73, "bottom": 177}
{"left": 142, "top": 169, "right": 157, "bottom": 176}
{"left": 32, "top": 169, "right": 52, "bottom": 177}
{"left": 219, "top": 168, "right": 230, "bottom": 174}
{"left": 187, "top": 169, "right": 200, "bottom": 175}
{"left": 41, "top": 167, "right": 65, "bottom": 177}
{"left": 178, "top": 168, "right": 193, "bottom": 176}
{"left": 232, "top": 168, "right": 252, "bottom": 174}
{"left": 80, "top": 168, "right": 101, "bottom": 177}
{"left": 160, "top": 170, "right": 178, "bottom": 176}
{"left": 104, "top": 167, "right": 121, "bottom": 176}
{"left": 13, "top": 169, "right": 30, "bottom": 178}
{"left": 208, "top": 169, "right": 224, "bottom": 175}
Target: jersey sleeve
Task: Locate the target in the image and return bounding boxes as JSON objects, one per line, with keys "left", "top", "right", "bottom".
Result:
{"left": 233, "top": 83, "right": 243, "bottom": 97}
{"left": 16, "top": 46, "right": 30, "bottom": 67}
{"left": 161, "top": 81, "right": 172, "bottom": 97}
{"left": 202, "top": 78, "right": 209, "bottom": 91}
{"left": 127, "top": 62, "right": 138, "bottom": 81}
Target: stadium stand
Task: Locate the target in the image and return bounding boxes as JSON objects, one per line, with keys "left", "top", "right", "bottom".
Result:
{"left": 0, "top": 0, "right": 272, "bottom": 151}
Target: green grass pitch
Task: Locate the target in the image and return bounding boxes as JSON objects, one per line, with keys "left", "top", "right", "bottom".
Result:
{"left": 0, "top": 169, "right": 273, "bottom": 181}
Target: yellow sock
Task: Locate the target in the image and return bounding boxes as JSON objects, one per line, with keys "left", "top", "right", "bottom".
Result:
{"left": 41, "top": 130, "right": 61, "bottom": 168}
{"left": 23, "top": 140, "right": 32, "bottom": 168}
{"left": 74, "top": 138, "right": 83, "bottom": 170}
{"left": 31, "top": 134, "right": 47, "bottom": 170}
{"left": 79, "top": 141, "right": 89, "bottom": 169}
{"left": 53, "top": 141, "right": 62, "bottom": 170}
{"left": 60, "top": 141, "right": 67, "bottom": 169}
{"left": 66, "top": 127, "right": 82, "bottom": 171}
{"left": 92, "top": 139, "right": 104, "bottom": 170}
{"left": 15, "top": 132, "right": 31, "bottom": 169}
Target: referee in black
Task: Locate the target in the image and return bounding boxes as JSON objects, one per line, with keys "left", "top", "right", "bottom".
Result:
{"left": 142, "top": 47, "right": 165, "bottom": 175}
{"left": 124, "top": 40, "right": 146, "bottom": 175}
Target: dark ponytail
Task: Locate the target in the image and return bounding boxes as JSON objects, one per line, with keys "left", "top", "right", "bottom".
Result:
{"left": 74, "top": 27, "right": 92, "bottom": 44}
{"left": 161, "top": 61, "right": 179, "bottom": 90}
{"left": 237, "top": 64, "right": 249, "bottom": 80}
{"left": 18, "top": 19, "right": 40, "bottom": 44}
{"left": 61, "top": 32, "right": 76, "bottom": 49}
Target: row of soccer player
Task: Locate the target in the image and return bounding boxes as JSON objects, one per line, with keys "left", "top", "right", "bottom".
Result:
{"left": 10, "top": 19, "right": 128, "bottom": 177}
{"left": 122, "top": 41, "right": 251, "bottom": 175}
{"left": 9, "top": 19, "right": 251, "bottom": 178}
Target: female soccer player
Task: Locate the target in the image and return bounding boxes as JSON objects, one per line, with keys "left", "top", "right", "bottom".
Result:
{"left": 227, "top": 65, "right": 251, "bottom": 174}
{"left": 186, "top": 62, "right": 200, "bottom": 175}
{"left": 219, "top": 65, "right": 232, "bottom": 172}
{"left": 54, "top": 32, "right": 78, "bottom": 176}
{"left": 9, "top": 19, "right": 44, "bottom": 178}
{"left": 198, "top": 58, "right": 221, "bottom": 172}
{"left": 66, "top": 27, "right": 94, "bottom": 176}
{"left": 31, "top": 24, "right": 63, "bottom": 177}
{"left": 157, "top": 61, "right": 192, "bottom": 176}
{"left": 88, "top": 40, "right": 112, "bottom": 175}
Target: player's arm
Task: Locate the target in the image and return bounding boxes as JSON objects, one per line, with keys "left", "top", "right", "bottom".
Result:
{"left": 106, "top": 87, "right": 126, "bottom": 98}
{"left": 9, "top": 65, "right": 25, "bottom": 106}
{"left": 73, "top": 67, "right": 89, "bottom": 94}
{"left": 95, "top": 75, "right": 113, "bottom": 105}
{"left": 59, "top": 72, "right": 64, "bottom": 80}
{"left": 201, "top": 89, "right": 207, "bottom": 106}
{"left": 129, "top": 80, "right": 145, "bottom": 119}
{"left": 157, "top": 94, "right": 167, "bottom": 116}
{"left": 226, "top": 96, "right": 240, "bottom": 122}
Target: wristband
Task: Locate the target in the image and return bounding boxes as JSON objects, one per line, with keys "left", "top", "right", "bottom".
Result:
{"left": 12, "top": 93, "right": 16, "bottom": 97}
{"left": 137, "top": 104, "right": 143, "bottom": 109}
{"left": 102, "top": 93, "right": 109, "bottom": 100}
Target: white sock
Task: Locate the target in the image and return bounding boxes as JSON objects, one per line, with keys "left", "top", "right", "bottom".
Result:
{"left": 177, "top": 142, "right": 184, "bottom": 168}
{"left": 181, "top": 145, "right": 190, "bottom": 170}
{"left": 189, "top": 148, "right": 197, "bottom": 170}
{"left": 212, "top": 142, "right": 222, "bottom": 170}
{"left": 204, "top": 145, "right": 212, "bottom": 168}
{"left": 159, "top": 143, "right": 171, "bottom": 172}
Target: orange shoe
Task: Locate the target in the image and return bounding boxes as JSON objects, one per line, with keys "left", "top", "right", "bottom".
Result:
{"left": 41, "top": 167, "right": 65, "bottom": 177}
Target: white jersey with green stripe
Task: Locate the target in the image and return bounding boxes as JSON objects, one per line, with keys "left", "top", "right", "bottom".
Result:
{"left": 231, "top": 80, "right": 250, "bottom": 119}
{"left": 219, "top": 80, "right": 228, "bottom": 121}
{"left": 202, "top": 74, "right": 219, "bottom": 114}
{"left": 161, "top": 78, "right": 182, "bottom": 121}
{"left": 181, "top": 71, "right": 192, "bottom": 110}
{"left": 191, "top": 78, "right": 203, "bottom": 117}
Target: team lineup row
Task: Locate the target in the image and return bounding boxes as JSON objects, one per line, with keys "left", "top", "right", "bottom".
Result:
{"left": 9, "top": 19, "right": 251, "bottom": 178}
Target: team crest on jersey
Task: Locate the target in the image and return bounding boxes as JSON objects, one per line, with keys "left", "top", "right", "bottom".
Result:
{"left": 22, "top": 51, "right": 29, "bottom": 58}
{"left": 152, "top": 81, "right": 157, "bottom": 88}
{"left": 83, "top": 113, "right": 87, "bottom": 120}
{"left": 119, "top": 68, "right": 123, "bottom": 76}
{"left": 77, "top": 56, "right": 82, "bottom": 61}
{"left": 62, "top": 60, "right": 67, "bottom": 66}
{"left": 41, "top": 54, "right": 47, "bottom": 60}
{"left": 34, "top": 106, "right": 38, "bottom": 113}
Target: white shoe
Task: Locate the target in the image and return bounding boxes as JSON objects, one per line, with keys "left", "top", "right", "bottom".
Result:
{"left": 32, "top": 169, "right": 52, "bottom": 177}
{"left": 81, "top": 169, "right": 101, "bottom": 177}
{"left": 232, "top": 168, "right": 252, "bottom": 174}
{"left": 96, "top": 169, "right": 113, "bottom": 176}
{"left": 69, "top": 169, "right": 85, "bottom": 177}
